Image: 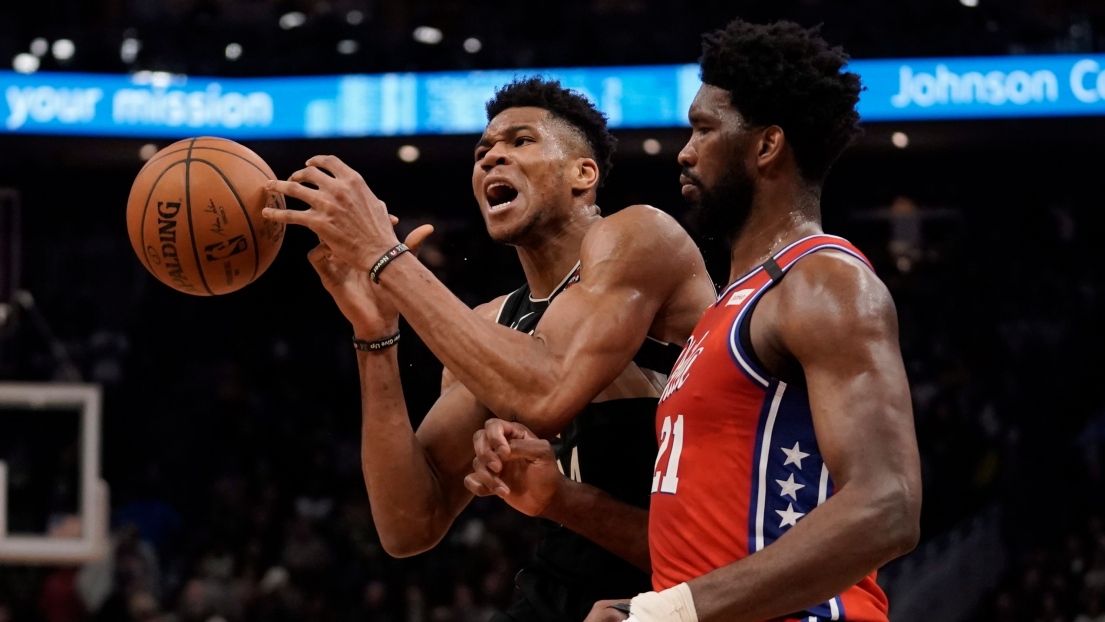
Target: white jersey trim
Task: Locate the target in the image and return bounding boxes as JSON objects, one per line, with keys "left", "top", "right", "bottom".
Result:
{"left": 528, "top": 260, "right": 582, "bottom": 303}
{"left": 754, "top": 381, "right": 787, "bottom": 552}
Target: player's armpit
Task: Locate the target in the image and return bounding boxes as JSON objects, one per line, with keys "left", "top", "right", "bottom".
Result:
{"left": 771, "top": 251, "right": 922, "bottom": 556}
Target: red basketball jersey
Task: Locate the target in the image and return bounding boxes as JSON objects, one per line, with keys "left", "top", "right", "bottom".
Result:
{"left": 649, "top": 235, "right": 890, "bottom": 622}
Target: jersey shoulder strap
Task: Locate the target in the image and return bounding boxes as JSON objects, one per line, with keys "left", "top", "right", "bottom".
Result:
{"left": 495, "top": 284, "right": 531, "bottom": 328}
{"left": 766, "top": 234, "right": 873, "bottom": 282}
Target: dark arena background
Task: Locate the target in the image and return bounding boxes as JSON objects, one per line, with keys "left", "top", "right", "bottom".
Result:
{"left": 2, "top": 2, "right": 1105, "bottom": 621}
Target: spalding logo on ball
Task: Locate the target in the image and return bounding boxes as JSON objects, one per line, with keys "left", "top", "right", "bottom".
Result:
{"left": 125, "top": 137, "right": 286, "bottom": 295}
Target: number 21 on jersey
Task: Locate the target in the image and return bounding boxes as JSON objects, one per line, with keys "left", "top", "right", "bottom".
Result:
{"left": 652, "top": 414, "right": 684, "bottom": 494}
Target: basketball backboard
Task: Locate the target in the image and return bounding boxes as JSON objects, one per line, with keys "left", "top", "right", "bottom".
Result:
{"left": 0, "top": 382, "right": 108, "bottom": 564}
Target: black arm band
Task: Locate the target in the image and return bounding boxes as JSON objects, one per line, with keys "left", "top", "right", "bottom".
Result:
{"left": 608, "top": 603, "right": 632, "bottom": 615}
{"left": 369, "top": 243, "right": 409, "bottom": 283}
{"left": 352, "top": 331, "right": 400, "bottom": 351}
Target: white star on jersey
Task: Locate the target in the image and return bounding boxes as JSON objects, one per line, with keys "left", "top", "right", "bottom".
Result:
{"left": 775, "top": 473, "right": 806, "bottom": 500}
{"left": 781, "top": 442, "right": 810, "bottom": 469}
{"left": 776, "top": 503, "right": 806, "bottom": 528}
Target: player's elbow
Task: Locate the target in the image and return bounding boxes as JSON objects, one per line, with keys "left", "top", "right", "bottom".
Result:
{"left": 864, "top": 477, "right": 922, "bottom": 561}
{"left": 508, "top": 394, "right": 577, "bottom": 439}
{"left": 369, "top": 500, "right": 448, "bottom": 558}
{"left": 375, "top": 522, "right": 444, "bottom": 559}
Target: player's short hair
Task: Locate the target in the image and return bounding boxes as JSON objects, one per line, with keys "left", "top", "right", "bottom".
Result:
{"left": 700, "top": 19, "right": 864, "bottom": 184}
{"left": 486, "top": 77, "right": 617, "bottom": 187}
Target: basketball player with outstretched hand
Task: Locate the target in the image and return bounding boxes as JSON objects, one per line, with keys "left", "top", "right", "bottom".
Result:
{"left": 466, "top": 19, "right": 922, "bottom": 622}
{"left": 261, "top": 79, "right": 716, "bottom": 621}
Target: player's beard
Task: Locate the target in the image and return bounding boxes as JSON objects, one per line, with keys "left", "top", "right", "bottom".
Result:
{"left": 683, "top": 160, "right": 756, "bottom": 245}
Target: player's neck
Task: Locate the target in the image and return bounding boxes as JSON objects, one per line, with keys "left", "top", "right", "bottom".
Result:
{"left": 727, "top": 184, "right": 822, "bottom": 284}
{"left": 515, "top": 205, "right": 601, "bottom": 299}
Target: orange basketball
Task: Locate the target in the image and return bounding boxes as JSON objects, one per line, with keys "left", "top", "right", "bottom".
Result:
{"left": 125, "top": 137, "right": 286, "bottom": 295}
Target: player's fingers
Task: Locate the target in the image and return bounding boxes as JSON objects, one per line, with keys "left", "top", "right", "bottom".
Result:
{"left": 473, "top": 430, "right": 503, "bottom": 473}
{"left": 305, "top": 155, "right": 359, "bottom": 182}
{"left": 463, "top": 474, "right": 495, "bottom": 497}
{"left": 507, "top": 420, "right": 540, "bottom": 441}
{"left": 260, "top": 202, "right": 316, "bottom": 227}
{"left": 389, "top": 215, "right": 400, "bottom": 226}
{"left": 306, "top": 244, "right": 330, "bottom": 265}
{"left": 404, "top": 224, "right": 435, "bottom": 256}
{"left": 265, "top": 179, "right": 320, "bottom": 208}
{"left": 483, "top": 420, "right": 514, "bottom": 463}
{"left": 287, "top": 166, "right": 337, "bottom": 192}
{"left": 507, "top": 438, "right": 555, "bottom": 463}
{"left": 464, "top": 468, "right": 506, "bottom": 497}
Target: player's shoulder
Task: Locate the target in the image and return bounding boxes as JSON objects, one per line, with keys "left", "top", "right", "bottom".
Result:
{"left": 776, "top": 249, "right": 897, "bottom": 334}
{"left": 474, "top": 294, "right": 510, "bottom": 323}
{"left": 581, "top": 204, "right": 697, "bottom": 262}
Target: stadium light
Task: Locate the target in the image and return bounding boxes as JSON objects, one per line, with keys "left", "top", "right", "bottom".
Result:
{"left": 52, "top": 39, "right": 75, "bottom": 61}
{"left": 12, "top": 54, "right": 39, "bottom": 75}
{"left": 337, "top": 40, "right": 359, "bottom": 55}
{"left": 346, "top": 10, "right": 365, "bottom": 25}
{"left": 398, "top": 145, "right": 420, "bottom": 162}
{"left": 225, "top": 43, "right": 243, "bottom": 61}
{"left": 29, "top": 38, "right": 48, "bottom": 58}
{"left": 643, "top": 138, "right": 661, "bottom": 155}
{"left": 892, "top": 132, "right": 910, "bottom": 148}
{"left": 960, "top": 0, "right": 979, "bottom": 7}
{"left": 413, "top": 26, "right": 443, "bottom": 45}
{"left": 120, "top": 38, "right": 141, "bottom": 64}
{"left": 463, "top": 38, "right": 482, "bottom": 53}
{"left": 279, "top": 12, "right": 306, "bottom": 30}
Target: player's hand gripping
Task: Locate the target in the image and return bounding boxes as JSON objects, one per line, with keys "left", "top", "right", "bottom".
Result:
{"left": 307, "top": 215, "right": 433, "bottom": 338}
{"left": 584, "top": 599, "right": 632, "bottom": 622}
{"left": 263, "top": 155, "right": 408, "bottom": 273}
{"left": 464, "top": 419, "right": 566, "bottom": 517}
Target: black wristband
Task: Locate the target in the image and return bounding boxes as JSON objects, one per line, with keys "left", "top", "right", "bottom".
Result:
{"left": 607, "top": 603, "right": 632, "bottom": 616}
{"left": 352, "top": 330, "right": 400, "bottom": 351}
{"left": 369, "top": 243, "right": 409, "bottom": 283}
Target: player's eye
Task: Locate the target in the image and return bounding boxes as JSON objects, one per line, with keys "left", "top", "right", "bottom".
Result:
{"left": 514, "top": 136, "right": 533, "bottom": 147}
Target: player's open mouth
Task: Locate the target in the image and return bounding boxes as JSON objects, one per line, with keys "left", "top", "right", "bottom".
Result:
{"left": 486, "top": 181, "right": 519, "bottom": 211}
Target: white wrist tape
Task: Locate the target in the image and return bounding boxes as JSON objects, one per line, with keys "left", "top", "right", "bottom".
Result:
{"left": 628, "top": 582, "right": 698, "bottom": 622}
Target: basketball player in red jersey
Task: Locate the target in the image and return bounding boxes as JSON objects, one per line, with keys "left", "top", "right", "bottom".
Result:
{"left": 262, "top": 79, "right": 717, "bottom": 622}
{"left": 466, "top": 19, "right": 922, "bottom": 622}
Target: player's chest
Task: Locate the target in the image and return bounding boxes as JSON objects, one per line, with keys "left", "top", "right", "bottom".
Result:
{"left": 656, "top": 309, "right": 767, "bottom": 429}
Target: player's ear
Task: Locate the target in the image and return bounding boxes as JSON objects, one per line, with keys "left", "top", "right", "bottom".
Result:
{"left": 756, "top": 125, "right": 786, "bottom": 171}
{"left": 571, "top": 157, "right": 600, "bottom": 195}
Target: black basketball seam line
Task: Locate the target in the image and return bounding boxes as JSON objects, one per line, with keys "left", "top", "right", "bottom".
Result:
{"left": 144, "top": 143, "right": 272, "bottom": 178}
{"left": 138, "top": 160, "right": 188, "bottom": 276}
{"left": 184, "top": 139, "right": 215, "bottom": 296}
{"left": 189, "top": 158, "right": 261, "bottom": 284}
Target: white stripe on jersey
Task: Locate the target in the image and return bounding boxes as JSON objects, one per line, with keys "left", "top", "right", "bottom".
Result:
{"left": 754, "top": 381, "right": 788, "bottom": 552}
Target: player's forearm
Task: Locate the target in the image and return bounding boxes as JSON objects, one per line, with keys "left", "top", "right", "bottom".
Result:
{"left": 541, "top": 477, "right": 651, "bottom": 572}
{"left": 377, "top": 256, "right": 567, "bottom": 433}
{"left": 686, "top": 483, "right": 919, "bottom": 622}
{"left": 357, "top": 350, "right": 454, "bottom": 556}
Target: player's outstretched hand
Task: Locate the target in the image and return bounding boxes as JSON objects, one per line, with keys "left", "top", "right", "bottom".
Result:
{"left": 464, "top": 419, "right": 565, "bottom": 517}
{"left": 264, "top": 155, "right": 411, "bottom": 272}
{"left": 584, "top": 599, "right": 631, "bottom": 622}
{"left": 306, "top": 216, "right": 434, "bottom": 337}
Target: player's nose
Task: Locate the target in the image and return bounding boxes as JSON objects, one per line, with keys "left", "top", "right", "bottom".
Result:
{"left": 479, "top": 144, "right": 510, "bottom": 171}
{"left": 677, "top": 140, "right": 696, "bottom": 168}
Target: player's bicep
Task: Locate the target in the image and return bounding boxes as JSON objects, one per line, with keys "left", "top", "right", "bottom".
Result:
{"left": 780, "top": 259, "right": 917, "bottom": 490}
{"left": 535, "top": 276, "right": 656, "bottom": 361}
{"left": 529, "top": 212, "right": 682, "bottom": 393}
{"left": 414, "top": 378, "right": 492, "bottom": 515}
